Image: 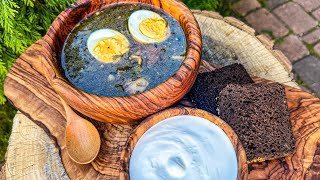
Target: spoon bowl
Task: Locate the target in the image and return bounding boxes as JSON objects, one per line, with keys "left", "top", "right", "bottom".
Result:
{"left": 60, "top": 97, "right": 101, "bottom": 164}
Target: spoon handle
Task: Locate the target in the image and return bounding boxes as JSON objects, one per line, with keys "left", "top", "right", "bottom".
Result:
{"left": 58, "top": 96, "right": 78, "bottom": 123}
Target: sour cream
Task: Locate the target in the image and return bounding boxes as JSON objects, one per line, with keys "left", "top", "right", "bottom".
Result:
{"left": 129, "top": 115, "right": 238, "bottom": 180}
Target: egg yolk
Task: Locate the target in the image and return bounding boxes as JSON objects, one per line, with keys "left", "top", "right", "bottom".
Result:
{"left": 139, "top": 17, "right": 168, "bottom": 40}
{"left": 93, "top": 34, "right": 129, "bottom": 63}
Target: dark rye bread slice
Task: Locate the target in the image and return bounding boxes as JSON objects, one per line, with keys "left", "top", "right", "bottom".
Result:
{"left": 189, "top": 63, "right": 254, "bottom": 115}
{"left": 218, "top": 83, "right": 295, "bottom": 163}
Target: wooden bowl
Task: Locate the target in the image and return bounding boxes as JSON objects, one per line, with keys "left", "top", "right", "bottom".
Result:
{"left": 120, "top": 107, "right": 248, "bottom": 179}
{"left": 40, "top": 0, "right": 202, "bottom": 124}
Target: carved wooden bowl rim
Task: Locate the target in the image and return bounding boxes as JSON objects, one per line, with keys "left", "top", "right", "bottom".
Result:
{"left": 120, "top": 107, "right": 248, "bottom": 179}
{"left": 40, "top": 0, "right": 202, "bottom": 124}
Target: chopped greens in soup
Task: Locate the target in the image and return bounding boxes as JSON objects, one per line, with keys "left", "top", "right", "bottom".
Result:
{"left": 61, "top": 3, "right": 186, "bottom": 96}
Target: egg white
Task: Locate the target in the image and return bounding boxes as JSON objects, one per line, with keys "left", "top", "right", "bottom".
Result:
{"left": 128, "top": 10, "right": 170, "bottom": 44}
{"left": 86, "top": 29, "right": 129, "bottom": 63}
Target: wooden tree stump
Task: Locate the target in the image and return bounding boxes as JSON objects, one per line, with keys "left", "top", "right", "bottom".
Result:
{"left": 2, "top": 10, "right": 320, "bottom": 180}
{"left": 2, "top": 113, "right": 68, "bottom": 179}
{"left": 192, "top": 10, "right": 297, "bottom": 88}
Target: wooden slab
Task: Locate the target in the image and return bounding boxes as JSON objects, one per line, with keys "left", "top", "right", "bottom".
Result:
{"left": 2, "top": 11, "right": 320, "bottom": 179}
{"left": 4, "top": 58, "right": 320, "bottom": 179}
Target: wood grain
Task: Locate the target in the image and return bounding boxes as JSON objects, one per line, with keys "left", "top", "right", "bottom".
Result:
{"left": 2, "top": 113, "right": 68, "bottom": 179}
{"left": 4, "top": 57, "right": 320, "bottom": 179}
{"left": 39, "top": 0, "right": 202, "bottom": 124}
{"left": 3, "top": 10, "right": 320, "bottom": 179}
{"left": 119, "top": 107, "right": 248, "bottom": 180}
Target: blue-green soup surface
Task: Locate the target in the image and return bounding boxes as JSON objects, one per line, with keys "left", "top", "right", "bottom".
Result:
{"left": 61, "top": 3, "right": 187, "bottom": 96}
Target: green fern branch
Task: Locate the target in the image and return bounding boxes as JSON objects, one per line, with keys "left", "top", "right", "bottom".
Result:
{"left": 0, "top": 0, "right": 75, "bottom": 104}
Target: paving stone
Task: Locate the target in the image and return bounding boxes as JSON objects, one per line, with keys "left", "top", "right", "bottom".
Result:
{"left": 314, "top": 42, "right": 320, "bottom": 55}
{"left": 267, "top": 0, "right": 288, "bottom": 9}
{"left": 245, "top": 8, "right": 288, "bottom": 37}
{"left": 293, "top": 0, "right": 320, "bottom": 12}
{"left": 232, "top": 0, "right": 261, "bottom": 16}
{"left": 302, "top": 29, "right": 320, "bottom": 44}
{"left": 293, "top": 56, "right": 320, "bottom": 96}
{"left": 312, "top": 7, "right": 320, "bottom": 20}
{"left": 276, "top": 35, "right": 309, "bottom": 62}
{"left": 274, "top": 2, "right": 317, "bottom": 34}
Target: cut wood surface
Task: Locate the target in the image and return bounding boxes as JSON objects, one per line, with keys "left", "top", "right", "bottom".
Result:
{"left": 2, "top": 113, "right": 68, "bottom": 180}
{"left": 192, "top": 10, "right": 298, "bottom": 89}
{"left": 3, "top": 10, "right": 320, "bottom": 180}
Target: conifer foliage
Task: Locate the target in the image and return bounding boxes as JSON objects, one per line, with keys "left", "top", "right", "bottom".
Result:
{"left": 183, "top": 0, "right": 222, "bottom": 11}
{"left": 0, "top": 0, "right": 75, "bottom": 104}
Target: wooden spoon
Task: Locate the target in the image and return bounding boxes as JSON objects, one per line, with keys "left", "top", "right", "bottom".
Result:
{"left": 59, "top": 97, "right": 101, "bottom": 164}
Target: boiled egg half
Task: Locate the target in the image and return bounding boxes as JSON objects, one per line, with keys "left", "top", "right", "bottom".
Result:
{"left": 87, "top": 29, "right": 129, "bottom": 63}
{"left": 128, "top": 10, "right": 170, "bottom": 44}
